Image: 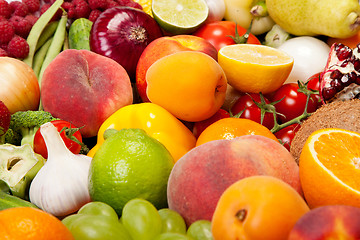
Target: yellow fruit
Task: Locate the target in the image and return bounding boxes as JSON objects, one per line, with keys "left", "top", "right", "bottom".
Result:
{"left": 299, "top": 128, "right": 360, "bottom": 208}
{"left": 218, "top": 44, "right": 294, "bottom": 94}
{"left": 134, "top": 0, "right": 153, "bottom": 16}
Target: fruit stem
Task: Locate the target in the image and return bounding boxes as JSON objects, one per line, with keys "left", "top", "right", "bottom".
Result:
{"left": 236, "top": 209, "right": 247, "bottom": 222}
{"left": 270, "top": 80, "right": 318, "bottom": 133}
{"left": 250, "top": 0, "right": 268, "bottom": 18}
{"left": 228, "top": 21, "right": 253, "bottom": 44}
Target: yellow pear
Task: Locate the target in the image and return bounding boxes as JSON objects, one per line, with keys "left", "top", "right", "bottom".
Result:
{"left": 267, "top": 0, "right": 360, "bottom": 38}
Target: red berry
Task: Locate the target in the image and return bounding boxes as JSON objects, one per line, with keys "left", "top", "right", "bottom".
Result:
{"left": 61, "top": 2, "right": 73, "bottom": 11}
{"left": 0, "top": 21, "right": 15, "bottom": 44}
{"left": 0, "top": 0, "right": 11, "bottom": 19}
{"left": 24, "top": 14, "right": 38, "bottom": 26}
{"left": 88, "top": 0, "right": 107, "bottom": 10}
{"left": 73, "top": 0, "right": 91, "bottom": 19}
{"left": 23, "top": 0, "right": 40, "bottom": 13}
{"left": 106, "top": 0, "right": 118, "bottom": 9}
{"left": 115, "top": 0, "right": 142, "bottom": 10}
{"left": 0, "top": 100, "right": 11, "bottom": 137}
{"left": 9, "top": 15, "right": 31, "bottom": 38}
{"left": 0, "top": 47, "right": 7, "bottom": 56}
{"left": 88, "top": 9, "right": 101, "bottom": 22}
{"left": 7, "top": 35, "right": 29, "bottom": 59}
{"left": 9, "top": 1, "right": 29, "bottom": 17}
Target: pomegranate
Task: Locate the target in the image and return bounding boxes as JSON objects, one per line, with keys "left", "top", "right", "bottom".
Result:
{"left": 320, "top": 43, "right": 360, "bottom": 103}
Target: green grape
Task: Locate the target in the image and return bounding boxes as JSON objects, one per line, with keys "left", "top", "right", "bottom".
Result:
{"left": 154, "top": 232, "right": 193, "bottom": 240}
{"left": 69, "top": 215, "right": 132, "bottom": 240}
{"left": 158, "top": 208, "right": 187, "bottom": 234}
{"left": 62, "top": 214, "right": 87, "bottom": 229}
{"left": 187, "top": 220, "right": 214, "bottom": 240}
{"left": 122, "top": 198, "right": 163, "bottom": 240}
{"left": 78, "top": 201, "right": 119, "bottom": 221}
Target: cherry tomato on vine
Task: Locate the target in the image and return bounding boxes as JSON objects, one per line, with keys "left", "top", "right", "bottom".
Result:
{"left": 274, "top": 124, "right": 301, "bottom": 151}
{"left": 306, "top": 72, "right": 323, "bottom": 108}
{"left": 230, "top": 93, "right": 275, "bottom": 130}
{"left": 34, "top": 120, "right": 83, "bottom": 159}
{"left": 193, "top": 21, "right": 261, "bottom": 51}
{"left": 271, "top": 83, "right": 319, "bottom": 123}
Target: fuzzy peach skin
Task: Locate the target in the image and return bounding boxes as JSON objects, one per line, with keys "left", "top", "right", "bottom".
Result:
{"left": 167, "top": 135, "right": 302, "bottom": 226}
{"left": 41, "top": 49, "right": 133, "bottom": 138}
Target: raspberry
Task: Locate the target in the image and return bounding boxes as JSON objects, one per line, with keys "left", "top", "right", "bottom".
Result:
{"left": 0, "top": 48, "right": 7, "bottom": 56}
{"left": 73, "top": 0, "right": 91, "bottom": 19}
{"left": 88, "top": 9, "right": 101, "bottom": 22}
{"left": 40, "top": 3, "right": 62, "bottom": 21}
{"left": 88, "top": 0, "right": 107, "bottom": 10}
{"left": 10, "top": 1, "right": 29, "bottom": 17}
{"left": 9, "top": 15, "right": 31, "bottom": 38}
{"left": 23, "top": 0, "right": 40, "bottom": 13}
{"left": 61, "top": 2, "right": 73, "bottom": 12}
{"left": 24, "top": 14, "right": 38, "bottom": 26}
{"left": 0, "top": 0, "right": 11, "bottom": 19}
{"left": 7, "top": 35, "right": 29, "bottom": 59}
{"left": 0, "top": 21, "right": 15, "bottom": 44}
{"left": 67, "top": 6, "right": 76, "bottom": 19}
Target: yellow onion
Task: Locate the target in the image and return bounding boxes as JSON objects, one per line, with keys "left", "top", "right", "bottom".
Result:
{"left": 0, "top": 57, "right": 40, "bottom": 113}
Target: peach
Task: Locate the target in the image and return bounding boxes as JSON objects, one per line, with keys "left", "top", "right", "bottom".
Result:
{"left": 41, "top": 49, "right": 133, "bottom": 138}
{"left": 288, "top": 205, "right": 360, "bottom": 239}
{"left": 136, "top": 35, "right": 218, "bottom": 102}
{"left": 146, "top": 51, "right": 227, "bottom": 122}
{"left": 167, "top": 135, "right": 302, "bottom": 226}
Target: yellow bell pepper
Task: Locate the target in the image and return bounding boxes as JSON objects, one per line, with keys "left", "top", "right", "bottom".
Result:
{"left": 88, "top": 102, "right": 196, "bottom": 162}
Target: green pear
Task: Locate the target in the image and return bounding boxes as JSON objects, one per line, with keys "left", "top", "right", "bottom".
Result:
{"left": 266, "top": 0, "right": 360, "bottom": 38}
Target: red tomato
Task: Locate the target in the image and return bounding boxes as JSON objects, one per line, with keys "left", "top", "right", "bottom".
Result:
{"left": 193, "top": 21, "right": 261, "bottom": 51}
{"left": 230, "top": 93, "right": 275, "bottom": 130}
{"left": 306, "top": 72, "right": 323, "bottom": 108}
{"left": 272, "top": 83, "right": 319, "bottom": 123}
{"left": 274, "top": 124, "right": 301, "bottom": 151}
{"left": 192, "top": 108, "right": 230, "bottom": 138}
{"left": 34, "top": 120, "right": 83, "bottom": 159}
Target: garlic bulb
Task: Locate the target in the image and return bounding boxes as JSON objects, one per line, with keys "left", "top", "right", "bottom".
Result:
{"left": 29, "top": 122, "right": 91, "bottom": 217}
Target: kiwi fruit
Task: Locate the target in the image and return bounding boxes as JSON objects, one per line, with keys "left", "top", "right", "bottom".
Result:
{"left": 290, "top": 99, "right": 360, "bottom": 164}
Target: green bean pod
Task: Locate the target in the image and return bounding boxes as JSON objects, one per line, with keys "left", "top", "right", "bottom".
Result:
{"left": 33, "top": 37, "right": 53, "bottom": 78}
{"left": 35, "top": 21, "right": 59, "bottom": 52}
{"left": 23, "top": 0, "right": 64, "bottom": 67}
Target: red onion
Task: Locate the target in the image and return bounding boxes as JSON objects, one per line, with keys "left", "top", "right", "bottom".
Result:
{"left": 90, "top": 6, "right": 163, "bottom": 79}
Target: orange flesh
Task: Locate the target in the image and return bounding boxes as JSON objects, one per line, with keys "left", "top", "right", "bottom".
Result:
{"left": 315, "top": 132, "right": 360, "bottom": 190}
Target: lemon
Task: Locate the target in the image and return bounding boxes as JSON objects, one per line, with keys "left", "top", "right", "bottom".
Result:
{"left": 88, "top": 128, "right": 174, "bottom": 215}
{"left": 218, "top": 44, "right": 294, "bottom": 94}
{"left": 152, "top": 0, "right": 209, "bottom": 34}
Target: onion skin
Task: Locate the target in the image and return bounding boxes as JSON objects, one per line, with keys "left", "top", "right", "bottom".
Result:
{"left": 0, "top": 57, "right": 40, "bottom": 114}
{"left": 90, "top": 6, "right": 163, "bottom": 80}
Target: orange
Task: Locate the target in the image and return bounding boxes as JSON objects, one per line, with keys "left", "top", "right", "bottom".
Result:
{"left": 327, "top": 30, "right": 360, "bottom": 49}
{"left": 146, "top": 51, "right": 227, "bottom": 122}
{"left": 218, "top": 44, "right": 294, "bottom": 94}
{"left": 211, "top": 175, "right": 309, "bottom": 240}
{"left": 299, "top": 128, "right": 360, "bottom": 209}
{"left": 196, "top": 117, "right": 278, "bottom": 146}
{"left": 0, "top": 207, "right": 74, "bottom": 240}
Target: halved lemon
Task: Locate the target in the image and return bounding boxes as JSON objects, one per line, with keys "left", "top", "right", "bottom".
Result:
{"left": 299, "top": 128, "right": 360, "bottom": 208}
{"left": 218, "top": 44, "right": 294, "bottom": 94}
{"left": 152, "top": 0, "right": 209, "bottom": 35}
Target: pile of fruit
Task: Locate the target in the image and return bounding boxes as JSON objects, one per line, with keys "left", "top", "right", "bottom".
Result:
{"left": 2, "top": 0, "right": 360, "bottom": 239}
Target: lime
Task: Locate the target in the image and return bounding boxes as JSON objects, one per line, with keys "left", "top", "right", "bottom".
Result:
{"left": 152, "top": 0, "right": 209, "bottom": 34}
{"left": 88, "top": 128, "right": 174, "bottom": 216}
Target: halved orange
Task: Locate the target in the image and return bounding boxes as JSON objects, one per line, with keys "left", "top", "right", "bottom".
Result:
{"left": 218, "top": 44, "right": 294, "bottom": 94}
{"left": 299, "top": 128, "right": 360, "bottom": 209}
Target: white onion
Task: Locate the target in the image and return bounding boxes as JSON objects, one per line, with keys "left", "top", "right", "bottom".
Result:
{"left": 0, "top": 57, "right": 40, "bottom": 113}
{"left": 277, "top": 36, "right": 331, "bottom": 84}
{"left": 204, "top": 0, "right": 226, "bottom": 23}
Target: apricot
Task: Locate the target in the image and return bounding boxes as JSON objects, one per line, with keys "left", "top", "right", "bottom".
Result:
{"left": 146, "top": 51, "right": 227, "bottom": 122}
{"left": 211, "top": 175, "right": 310, "bottom": 240}
{"left": 167, "top": 135, "right": 302, "bottom": 226}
